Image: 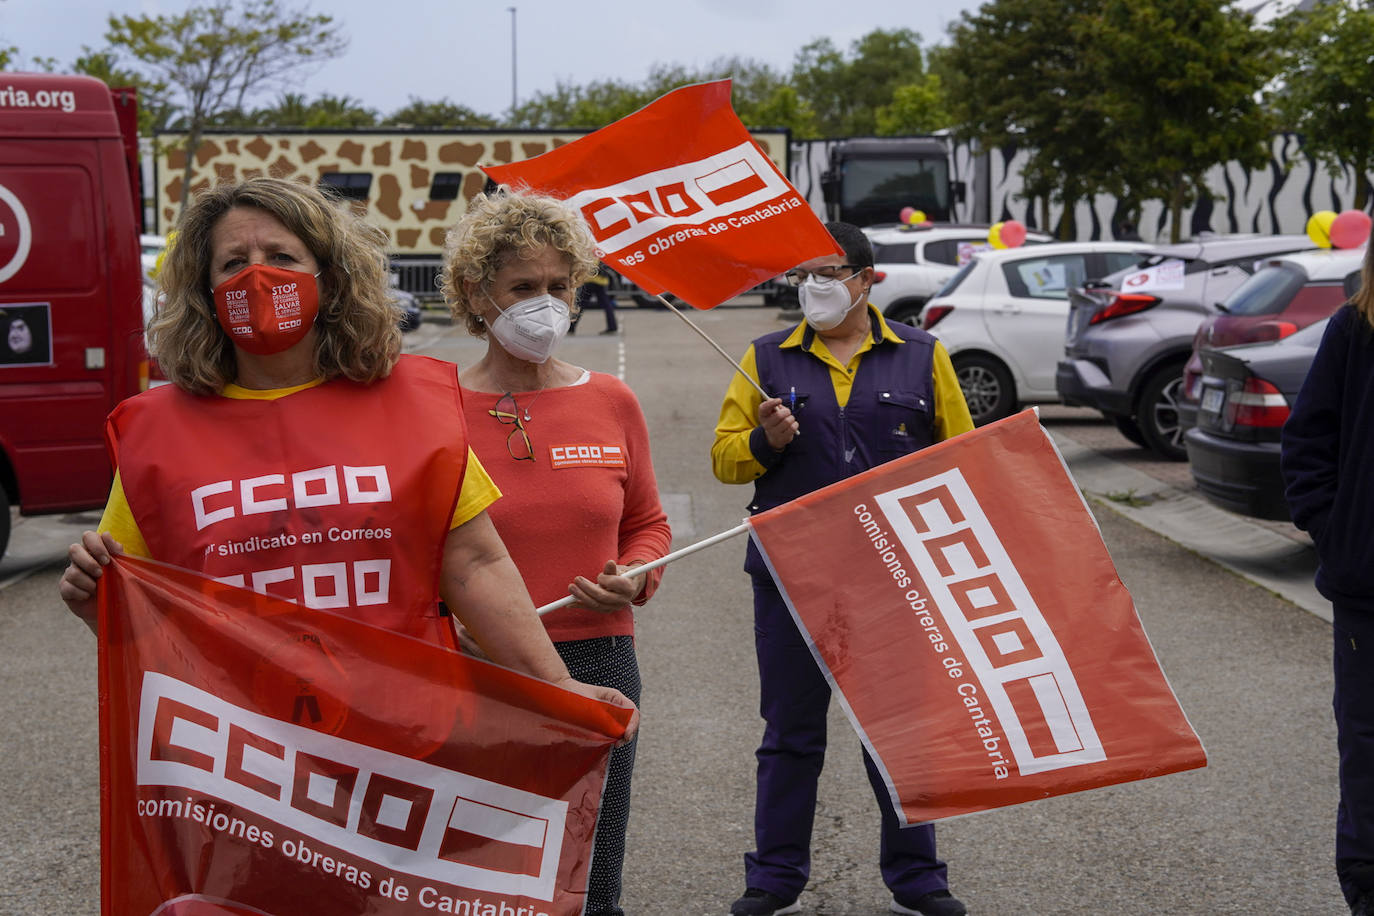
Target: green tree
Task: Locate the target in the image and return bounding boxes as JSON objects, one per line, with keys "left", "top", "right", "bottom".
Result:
{"left": 227, "top": 92, "right": 379, "bottom": 128}
{"left": 741, "top": 84, "right": 818, "bottom": 137}
{"left": 0, "top": 45, "right": 15, "bottom": 69}
{"left": 875, "top": 74, "right": 950, "bottom": 136}
{"left": 507, "top": 77, "right": 648, "bottom": 128}
{"left": 792, "top": 28, "right": 932, "bottom": 136}
{"left": 1269, "top": 0, "right": 1374, "bottom": 210}
{"left": 940, "top": 0, "right": 1272, "bottom": 241}
{"left": 1082, "top": 0, "right": 1274, "bottom": 241}
{"left": 71, "top": 47, "right": 174, "bottom": 134}
{"left": 640, "top": 57, "right": 816, "bottom": 135}
{"left": 507, "top": 56, "right": 802, "bottom": 132}
{"left": 104, "top": 0, "right": 347, "bottom": 214}
{"left": 383, "top": 97, "right": 497, "bottom": 128}
{"left": 939, "top": 0, "right": 1114, "bottom": 238}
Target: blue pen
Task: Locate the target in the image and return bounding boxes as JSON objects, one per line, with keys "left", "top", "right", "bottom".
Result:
{"left": 789, "top": 385, "right": 796, "bottom": 413}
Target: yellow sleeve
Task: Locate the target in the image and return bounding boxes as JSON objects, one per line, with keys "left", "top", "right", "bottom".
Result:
{"left": 97, "top": 471, "right": 152, "bottom": 558}
{"left": 932, "top": 340, "right": 975, "bottom": 442}
{"left": 451, "top": 447, "right": 501, "bottom": 528}
{"left": 711, "top": 344, "right": 776, "bottom": 484}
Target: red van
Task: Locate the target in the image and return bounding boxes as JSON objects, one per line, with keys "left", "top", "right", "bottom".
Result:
{"left": 0, "top": 73, "right": 146, "bottom": 557}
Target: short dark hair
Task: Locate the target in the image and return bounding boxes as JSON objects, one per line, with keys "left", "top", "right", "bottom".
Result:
{"left": 825, "top": 221, "right": 873, "bottom": 268}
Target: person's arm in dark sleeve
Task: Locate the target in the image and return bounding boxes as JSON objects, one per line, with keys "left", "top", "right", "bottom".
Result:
{"left": 1281, "top": 311, "right": 1349, "bottom": 542}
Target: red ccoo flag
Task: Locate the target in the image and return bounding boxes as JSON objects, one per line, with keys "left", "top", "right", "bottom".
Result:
{"left": 481, "top": 79, "right": 842, "bottom": 309}
{"left": 745, "top": 410, "right": 1206, "bottom": 823}
{"left": 98, "top": 555, "right": 631, "bottom": 916}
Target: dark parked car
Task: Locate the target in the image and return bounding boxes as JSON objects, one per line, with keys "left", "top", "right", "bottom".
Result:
{"left": 1178, "top": 247, "right": 1364, "bottom": 430}
{"left": 1182, "top": 317, "right": 1331, "bottom": 521}
{"left": 391, "top": 285, "right": 423, "bottom": 332}
{"left": 1058, "top": 233, "right": 1316, "bottom": 460}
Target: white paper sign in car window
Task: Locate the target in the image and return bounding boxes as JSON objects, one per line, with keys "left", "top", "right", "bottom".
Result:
{"left": 1120, "top": 258, "right": 1185, "bottom": 292}
{"left": 957, "top": 242, "right": 990, "bottom": 266}
{"left": 1028, "top": 263, "right": 1067, "bottom": 292}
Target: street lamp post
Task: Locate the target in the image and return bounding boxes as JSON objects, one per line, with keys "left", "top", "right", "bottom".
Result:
{"left": 507, "top": 6, "right": 517, "bottom": 112}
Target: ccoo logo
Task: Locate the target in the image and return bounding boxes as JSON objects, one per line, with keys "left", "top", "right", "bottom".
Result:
{"left": 137, "top": 672, "right": 569, "bottom": 901}
{"left": 567, "top": 141, "right": 790, "bottom": 256}
{"left": 873, "top": 468, "right": 1107, "bottom": 776}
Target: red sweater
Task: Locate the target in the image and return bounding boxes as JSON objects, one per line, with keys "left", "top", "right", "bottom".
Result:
{"left": 463, "top": 371, "right": 672, "bottom": 641}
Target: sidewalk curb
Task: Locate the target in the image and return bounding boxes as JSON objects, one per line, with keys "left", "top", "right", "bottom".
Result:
{"left": 1050, "top": 429, "right": 1330, "bottom": 624}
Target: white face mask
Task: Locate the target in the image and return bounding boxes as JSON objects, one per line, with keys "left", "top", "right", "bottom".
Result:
{"left": 486, "top": 292, "right": 571, "bottom": 363}
{"left": 799, "top": 275, "right": 861, "bottom": 331}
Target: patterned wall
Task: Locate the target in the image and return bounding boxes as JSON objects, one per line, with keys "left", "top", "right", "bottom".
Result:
{"left": 154, "top": 129, "right": 790, "bottom": 257}
{"left": 793, "top": 135, "right": 1373, "bottom": 242}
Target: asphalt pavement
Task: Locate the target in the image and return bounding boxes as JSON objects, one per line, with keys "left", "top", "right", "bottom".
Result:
{"left": 0, "top": 302, "right": 1345, "bottom": 915}
{"left": 1038, "top": 405, "right": 1327, "bottom": 623}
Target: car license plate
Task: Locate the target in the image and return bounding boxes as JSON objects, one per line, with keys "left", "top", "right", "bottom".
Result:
{"left": 1201, "top": 386, "right": 1224, "bottom": 416}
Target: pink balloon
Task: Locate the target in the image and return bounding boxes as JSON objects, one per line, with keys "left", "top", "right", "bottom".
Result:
{"left": 1000, "top": 219, "right": 1027, "bottom": 248}
{"left": 899, "top": 206, "right": 915, "bottom": 224}
{"left": 1330, "top": 209, "right": 1372, "bottom": 250}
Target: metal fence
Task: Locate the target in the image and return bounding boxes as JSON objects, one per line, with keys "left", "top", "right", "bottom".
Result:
{"left": 392, "top": 258, "right": 445, "bottom": 300}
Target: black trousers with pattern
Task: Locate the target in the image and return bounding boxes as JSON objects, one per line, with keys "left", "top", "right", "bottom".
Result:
{"left": 556, "top": 635, "right": 641, "bottom": 916}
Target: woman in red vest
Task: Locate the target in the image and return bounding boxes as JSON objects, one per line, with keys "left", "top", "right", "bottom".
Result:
{"left": 57, "top": 176, "right": 636, "bottom": 719}
{"left": 440, "top": 189, "right": 672, "bottom": 916}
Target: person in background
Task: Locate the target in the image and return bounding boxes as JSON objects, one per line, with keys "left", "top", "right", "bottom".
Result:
{"left": 572, "top": 263, "right": 618, "bottom": 335}
{"left": 1281, "top": 240, "right": 1374, "bottom": 916}
{"left": 58, "top": 176, "right": 636, "bottom": 724}
{"left": 441, "top": 188, "right": 672, "bottom": 916}
{"left": 711, "top": 222, "right": 972, "bottom": 916}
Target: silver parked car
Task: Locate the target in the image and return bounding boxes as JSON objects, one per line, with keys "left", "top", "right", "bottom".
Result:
{"left": 1056, "top": 234, "right": 1315, "bottom": 460}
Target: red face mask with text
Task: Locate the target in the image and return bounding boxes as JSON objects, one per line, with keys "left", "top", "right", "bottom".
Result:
{"left": 212, "top": 264, "right": 320, "bottom": 356}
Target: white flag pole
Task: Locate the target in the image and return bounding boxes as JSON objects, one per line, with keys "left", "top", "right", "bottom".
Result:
{"left": 656, "top": 293, "right": 770, "bottom": 399}
{"left": 536, "top": 521, "right": 750, "bottom": 616}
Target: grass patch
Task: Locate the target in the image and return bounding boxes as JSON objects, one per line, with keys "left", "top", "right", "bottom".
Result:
{"left": 1103, "top": 488, "right": 1159, "bottom": 508}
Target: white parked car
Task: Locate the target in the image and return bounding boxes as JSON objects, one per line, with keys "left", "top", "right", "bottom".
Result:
{"left": 923, "top": 241, "right": 1154, "bottom": 424}
{"left": 864, "top": 222, "right": 1051, "bottom": 326}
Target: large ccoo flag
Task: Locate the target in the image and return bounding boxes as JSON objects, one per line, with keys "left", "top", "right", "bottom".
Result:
{"left": 746, "top": 410, "right": 1206, "bottom": 824}
{"left": 98, "top": 555, "right": 632, "bottom": 916}
{"left": 481, "top": 79, "right": 842, "bottom": 309}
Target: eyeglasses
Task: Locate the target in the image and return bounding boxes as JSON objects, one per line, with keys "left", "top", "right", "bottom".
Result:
{"left": 783, "top": 265, "right": 864, "bottom": 287}
{"left": 488, "top": 392, "right": 534, "bottom": 461}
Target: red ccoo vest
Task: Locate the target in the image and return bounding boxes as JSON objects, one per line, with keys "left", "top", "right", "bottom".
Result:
{"left": 106, "top": 354, "right": 469, "bottom": 646}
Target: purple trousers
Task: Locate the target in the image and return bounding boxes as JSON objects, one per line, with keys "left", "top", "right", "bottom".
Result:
{"left": 744, "top": 576, "right": 949, "bottom": 900}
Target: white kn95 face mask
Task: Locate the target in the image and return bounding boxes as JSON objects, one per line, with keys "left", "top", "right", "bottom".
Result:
{"left": 486, "top": 293, "right": 571, "bottom": 363}
{"left": 799, "top": 275, "right": 861, "bottom": 331}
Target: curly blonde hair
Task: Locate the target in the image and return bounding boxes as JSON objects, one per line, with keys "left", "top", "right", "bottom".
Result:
{"left": 439, "top": 188, "right": 600, "bottom": 337}
{"left": 149, "top": 177, "right": 401, "bottom": 394}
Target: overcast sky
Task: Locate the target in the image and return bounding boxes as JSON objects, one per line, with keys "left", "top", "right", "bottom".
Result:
{"left": 1, "top": 0, "right": 985, "bottom": 118}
